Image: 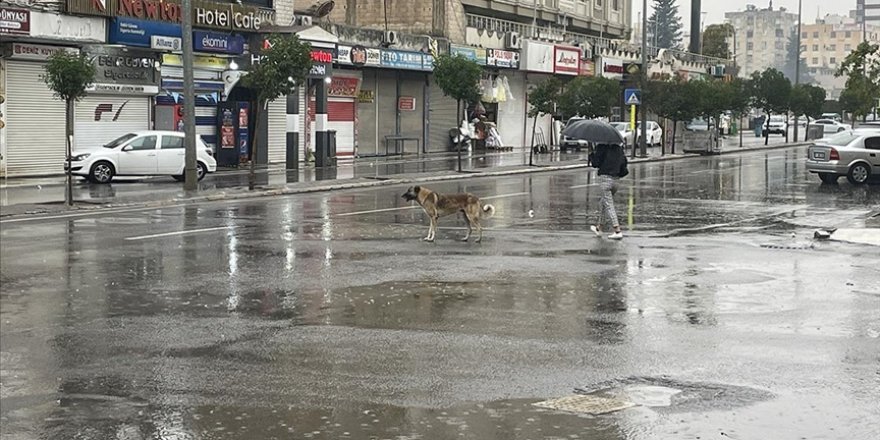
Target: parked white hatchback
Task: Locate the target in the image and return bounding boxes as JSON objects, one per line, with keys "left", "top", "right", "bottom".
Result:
{"left": 66, "top": 131, "right": 217, "bottom": 183}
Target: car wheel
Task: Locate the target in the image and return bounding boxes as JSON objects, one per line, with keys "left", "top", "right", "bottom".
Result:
{"left": 197, "top": 162, "right": 208, "bottom": 181}
{"left": 818, "top": 173, "right": 838, "bottom": 184}
{"left": 89, "top": 161, "right": 115, "bottom": 184}
{"left": 847, "top": 163, "right": 870, "bottom": 184}
{"left": 837, "top": 127, "right": 845, "bottom": 133}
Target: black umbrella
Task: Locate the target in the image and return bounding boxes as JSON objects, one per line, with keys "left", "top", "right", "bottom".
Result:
{"left": 561, "top": 119, "right": 624, "bottom": 145}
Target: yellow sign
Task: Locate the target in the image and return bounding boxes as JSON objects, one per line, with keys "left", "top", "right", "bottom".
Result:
{"left": 162, "top": 54, "right": 229, "bottom": 71}
{"left": 629, "top": 105, "right": 636, "bottom": 131}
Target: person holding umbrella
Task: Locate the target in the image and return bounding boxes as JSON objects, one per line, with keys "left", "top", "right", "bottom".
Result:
{"left": 561, "top": 120, "right": 628, "bottom": 240}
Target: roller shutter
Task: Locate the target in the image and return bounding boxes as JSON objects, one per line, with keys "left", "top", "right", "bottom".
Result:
{"left": 266, "top": 97, "right": 287, "bottom": 163}
{"left": 428, "top": 76, "right": 459, "bottom": 153}
{"left": 74, "top": 95, "right": 151, "bottom": 152}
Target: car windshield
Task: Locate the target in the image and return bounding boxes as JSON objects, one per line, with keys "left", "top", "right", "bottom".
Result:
{"left": 770, "top": 116, "right": 784, "bottom": 122}
{"left": 610, "top": 123, "right": 627, "bottom": 130}
{"left": 821, "top": 132, "right": 859, "bottom": 146}
{"left": 104, "top": 133, "right": 137, "bottom": 148}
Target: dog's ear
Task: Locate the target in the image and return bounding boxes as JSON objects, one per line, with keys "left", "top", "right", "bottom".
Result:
{"left": 413, "top": 186, "right": 421, "bottom": 193}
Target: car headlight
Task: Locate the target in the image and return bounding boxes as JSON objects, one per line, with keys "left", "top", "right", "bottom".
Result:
{"left": 72, "top": 153, "right": 90, "bottom": 161}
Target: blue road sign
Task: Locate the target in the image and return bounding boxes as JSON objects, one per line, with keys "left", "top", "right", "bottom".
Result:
{"left": 624, "top": 88, "right": 641, "bottom": 106}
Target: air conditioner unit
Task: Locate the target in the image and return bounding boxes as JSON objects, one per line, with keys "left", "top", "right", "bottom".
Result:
{"left": 297, "top": 16, "right": 313, "bottom": 26}
{"left": 504, "top": 32, "right": 522, "bottom": 50}
{"left": 711, "top": 65, "right": 726, "bottom": 77}
{"left": 383, "top": 30, "right": 398, "bottom": 46}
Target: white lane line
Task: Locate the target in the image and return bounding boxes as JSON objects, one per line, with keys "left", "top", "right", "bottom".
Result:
{"left": 124, "top": 226, "right": 232, "bottom": 241}
{"left": 333, "top": 192, "right": 530, "bottom": 217}
{"left": 0, "top": 204, "right": 187, "bottom": 224}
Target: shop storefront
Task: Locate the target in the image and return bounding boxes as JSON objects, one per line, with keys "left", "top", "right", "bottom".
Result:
{"left": 484, "top": 48, "right": 524, "bottom": 149}
{"left": 0, "top": 8, "right": 105, "bottom": 177}
{"left": 520, "top": 41, "right": 556, "bottom": 150}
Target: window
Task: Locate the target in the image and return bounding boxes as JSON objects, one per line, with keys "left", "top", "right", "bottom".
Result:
{"left": 776, "top": 28, "right": 784, "bottom": 37}
{"left": 830, "top": 31, "right": 837, "bottom": 38}
{"left": 161, "top": 136, "right": 184, "bottom": 149}
{"left": 128, "top": 136, "right": 157, "bottom": 151}
{"left": 813, "top": 31, "right": 819, "bottom": 38}
{"left": 813, "top": 44, "right": 819, "bottom": 51}
{"left": 802, "top": 32, "right": 808, "bottom": 38}
{"left": 776, "top": 41, "right": 784, "bottom": 49}
{"left": 830, "top": 57, "right": 837, "bottom": 64}
{"left": 812, "top": 57, "right": 819, "bottom": 64}
{"left": 747, "top": 30, "right": 754, "bottom": 38}
{"left": 830, "top": 44, "right": 836, "bottom": 51}
{"left": 845, "top": 31, "right": 852, "bottom": 38}
{"left": 865, "top": 137, "right": 880, "bottom": 150}
{"left": 747, "top": 42, "right": 754, "bottom": 50}
{"left": 612, "top": 0, "right": 619, "bottom": 10}
{"left": 845, "top": 44, "right": 852, "bottom": 51}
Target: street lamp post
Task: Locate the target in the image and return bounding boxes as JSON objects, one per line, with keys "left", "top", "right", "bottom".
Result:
{"left": 639, "top": 0, "right": 648, "bottom": 157}
{"left": 182, "top": 0, "right": 197, "bottom": 191}
{"left": 794, "top": 0, "right": 802, "bottom": 143}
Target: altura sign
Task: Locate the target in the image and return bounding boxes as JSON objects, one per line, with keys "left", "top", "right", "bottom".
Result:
{"left": 66, "top": 0, "right": 273, "bottom": 32}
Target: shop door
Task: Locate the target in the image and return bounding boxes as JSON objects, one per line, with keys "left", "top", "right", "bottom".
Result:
{"left": 428, "top": 77, "right": 459, "bottom": 152}
{"left": 75, "top": 95, "right": 151, "bottom": 152}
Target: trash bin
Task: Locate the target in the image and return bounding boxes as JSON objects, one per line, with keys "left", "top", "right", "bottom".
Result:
{"left": 807, "top": 125, "right": 824, "bottom": 141}
{"left": 315, "top": 130, "right": 337, "bottom": 168}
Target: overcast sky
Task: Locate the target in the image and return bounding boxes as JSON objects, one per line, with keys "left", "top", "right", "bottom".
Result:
{"left": 633, "top": 0, "right": 854, "bottom": 28}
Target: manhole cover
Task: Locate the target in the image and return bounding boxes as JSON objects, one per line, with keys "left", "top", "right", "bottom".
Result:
{"left": 533, "top": 395, "right": 635, "bottom": 415}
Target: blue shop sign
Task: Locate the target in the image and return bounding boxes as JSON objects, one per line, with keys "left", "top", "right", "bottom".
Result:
{"left": 109, "top": 18, "right": 180, "bottom": 48}
{"left": 193, "top": 31, "right": 245, "bottom": 55}
{"left": 380, "top": 49, "right": 431, "bottom": 71}
{"left": 450, "top": 45, "right": 487, "bottom": 66}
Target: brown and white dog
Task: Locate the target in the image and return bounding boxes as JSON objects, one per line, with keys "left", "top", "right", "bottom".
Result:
{"left": 402, "top": 186, "right": 495, "bottom": 242}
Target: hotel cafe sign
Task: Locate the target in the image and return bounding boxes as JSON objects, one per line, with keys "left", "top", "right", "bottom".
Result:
{"left": 66, "top": 0, "right": 274, "bottom": 32}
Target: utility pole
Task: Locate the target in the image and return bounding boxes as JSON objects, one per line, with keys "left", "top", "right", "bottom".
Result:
{"left": 182, "top": 0, "right": 198, "bottom": 191}
{"left": 640, "top": 0, "right": 648, "bottom": 157}
{"left": 793, "top": 0, "right": 802, "bottom": 143}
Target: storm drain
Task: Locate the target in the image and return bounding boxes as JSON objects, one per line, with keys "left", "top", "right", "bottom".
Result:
{"left": 533, "top": 395, "right": 635, "bottom": 415}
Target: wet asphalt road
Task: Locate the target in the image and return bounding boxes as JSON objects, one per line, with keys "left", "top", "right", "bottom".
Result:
{"left": 2, "top": 146, "right": 879, "bottom": 440}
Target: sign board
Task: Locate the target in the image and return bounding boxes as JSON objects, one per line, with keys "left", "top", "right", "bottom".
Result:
{"left": 193, "top": 31, "right": 244, "bottom": 54}
{"left": 152, "top": 35, "right": 182, "bottom": 51}
{"left": 29, "top": 10, "right": 105, "bottom": 42}
{"left": 162, "top": 53, "right": 229, "bottom": 70}
{"left": 450, "top": 45, "right": 487, "bottom": 66}
{"left": 521, "top": 41, "right": 554, "bottom": 73}
{"left": 66, "top": 0, "right": 274, "bottom": 32}
{"left": 0, "top": 7, "right": 30, "bottom": 35}
{"left": 624, "top": 89, "right": 641, "bottom": 106}
{"left": 327, "top": 77, "right": 360, "bottom": 98}
{"left": 110, "top": 17, "right": 180, "bottom": 47}
{"left": 601, "top": 57, "right": 624, "bottom": 80}
{"left": 553, "top": 46, "right": 581, "bottom": 75}
{"left": 486, "top": 49, "right": 519, "bottom": 69}
{"left": 337, "top": 45, "right": 373, "bottom": 66}
{"left": 358, "top": 89, "right": 374, "bottom": 104}
{"left": 398, "top": 96, "right": 416, "bottom": 112}
{"left": 380, "top": 49, "right": 431, "bottom": 71}
{"left": 6, "top": 42, "right": 77, "bottom": 61}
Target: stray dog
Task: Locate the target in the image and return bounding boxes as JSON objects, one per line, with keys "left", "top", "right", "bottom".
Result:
{"left": 402, "top": 186, "right": 495, "bottom": 242}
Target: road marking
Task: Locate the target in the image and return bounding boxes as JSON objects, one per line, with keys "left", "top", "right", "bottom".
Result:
{"left": 333, "top": 192, "right": 530, "bottom": 217}
{"left": 0, "top": 204, "right": 187, "bottom": 224}
{"left": 125, "top": 226, "right": 232, "bottom": 241}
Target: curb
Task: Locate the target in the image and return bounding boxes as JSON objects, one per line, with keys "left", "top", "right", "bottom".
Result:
{"left": 0, "top": 143, "right": 808, "bottom": 220}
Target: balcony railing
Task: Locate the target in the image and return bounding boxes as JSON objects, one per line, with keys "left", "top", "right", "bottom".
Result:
{"left": 466, "top": 13, "right": 730, "bottom": 65}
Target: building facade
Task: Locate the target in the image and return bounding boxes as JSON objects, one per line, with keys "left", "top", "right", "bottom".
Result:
{"left": 858, "top": 0, "right": 880, "bottom": 28}
{"left": 726, "top": 3, "right": 798, "bottom": 77}
{"left": 800, "top": 13, "right": 880, "bottom": 99}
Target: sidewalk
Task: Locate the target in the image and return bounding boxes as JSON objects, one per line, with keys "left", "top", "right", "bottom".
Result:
{"left": 0, "top": 139, "right": 805, "bottom": 218}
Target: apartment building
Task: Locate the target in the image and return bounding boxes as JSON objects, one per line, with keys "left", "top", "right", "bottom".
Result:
{"left": 726, "top": 3, "right": 798, "bottom": 77}
{"left": 801, "top": 13, "right": 880, "bottom": 99}
{"left": 857, "top": 0, "right": 880, "bottom": 28}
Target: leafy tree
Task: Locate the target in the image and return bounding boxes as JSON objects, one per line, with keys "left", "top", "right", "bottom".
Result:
{"left": 783, "top": 31, "right": 812, "bottom": 84}
{"left": 244, "top": 34, "right": 312, "bottom": 189}
{"left": 748, "top": 68, "right": 792, "bottom": 145}
{"left": 790, "top": 83, "right": 826, "bottom": 141}
{"left": 42, "top": 50, "right": 96, "bottom": 206}
{"left": 558, "top": 76, "right": 618, "bottom": 120}
{"left": 433, "top": 54, "right": 482, "bottom": 171}
{"left": 647, "top": 0, "right": 684, "bottom": 50}
{"left": 526, "top": 77, "right": 562, "bottom": 165}
{"left": 701, "top": 23, "right": 733, "bottom": 59}
{"left": 836, "top": 41, "right": 880, "bottom": 123}
{"left": 646, "top": 79, "right": 691, "bottom": 153}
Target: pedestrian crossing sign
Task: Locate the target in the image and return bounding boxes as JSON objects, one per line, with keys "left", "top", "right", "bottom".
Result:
{"left": 625, "top": 89, "right": 641, "bottom": 106}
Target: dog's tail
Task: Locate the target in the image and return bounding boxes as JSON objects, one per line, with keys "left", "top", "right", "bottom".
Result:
{"left": 482, "top": 204, "right": 496, "bottom": 218}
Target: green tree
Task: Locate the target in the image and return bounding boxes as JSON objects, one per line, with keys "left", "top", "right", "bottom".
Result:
{"left": 558, "top": 76, "right": 618, "bottom": 120}
{"left": 701, "top": 23, "right": 733, "bottom": 59}
{"left": 243, "top": 34, "right": 312, "bottom": 189}
{"left": 646, "top": 79, "right": 688, "bottom": 153}
{"left": 433, "top": 54, "right": 482, "bottom": 171}
{"left": 783, "top": 31, "right": 812, "bottom": 84}
{"left": 836, "top": 41, "right": 880, "bottom": 123}
{"left": 647, "top": 0, "right": 684, "bottom": 50}
{"left": 42, "top": 50, "right": 96, "bottom": 206}
{"left": 748, "top": 68, "right": 792, "bottom": 145}
{"left": 526, "top": 77, "right": 562, "bottom": 165}
{"left": 790, "top": 83, "right": 826, "bottom": 141}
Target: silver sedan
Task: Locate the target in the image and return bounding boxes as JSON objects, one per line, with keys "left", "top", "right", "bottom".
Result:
{"left": 806, "top": 129, "right": 880, "bottom": 184}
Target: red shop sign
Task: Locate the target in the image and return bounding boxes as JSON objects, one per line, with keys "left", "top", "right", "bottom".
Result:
{"left": 0, "top": 7, "right": 30, "bottom": 35}
{"left": 398, "top": 96, "right": 416, "bottom": 112}
{"left": 328, "top": 77, "right": 359, "bottom": 98}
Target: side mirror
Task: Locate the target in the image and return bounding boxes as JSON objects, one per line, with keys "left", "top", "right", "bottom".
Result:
{"left": 122, "top": 145, "right": 133, "bottom": 152}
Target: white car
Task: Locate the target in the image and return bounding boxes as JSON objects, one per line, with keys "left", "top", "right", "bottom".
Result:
{"left": 636, "top": 121, "right": 663, "bottom": 146}
{"left": 610, "top": 122, "right": 635, "bottom": 145}
{"left": 66, "top": 131, "right": 217, "bottom": 183}
{"left": 767, "top": 115, "right": 788, "bottom": 135}
{"left": 810, "top": 119, "right": 853, "bottom": 136}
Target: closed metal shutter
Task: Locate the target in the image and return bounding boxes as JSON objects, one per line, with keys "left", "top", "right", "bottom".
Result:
{"left": 5, "top": 61, "right": 67, "bottom": 176}
{"left": 74, "top": 95, "right": 151, "bottom": 152}
{"left": 266, "top": 96, "right": 286, "bottom": 163}
{"left": 428, "top": 76, "right": 459, "bottom": 153}
{"left": 327, "top": 98, "right": 355, "bottom": 157}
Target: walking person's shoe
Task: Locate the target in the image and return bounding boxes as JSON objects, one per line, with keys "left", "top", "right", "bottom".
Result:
{"left": 590, "top": 225, "right": 603, "bottom": 237}
{"left": 608, "top": 231, "right": 624, "bottom": 240}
